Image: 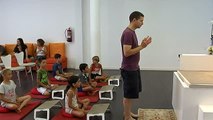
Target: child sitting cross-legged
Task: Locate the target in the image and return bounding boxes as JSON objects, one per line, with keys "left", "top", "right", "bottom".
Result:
{"left": 65, "top": 75, "right": 90, "bottom": 117}
{"left": 79, "top": 63, "right": 98, "bottom": 95}
{"left": 0, "top": 69, "right": 31, "bottom": 113}
{"left": 90, "top": 56, "right": 108, "bottom": 82}
{"left": 52, "top": 53, "right": 73, "bottom": 81}
{"left": 37, "top": 58, "right": 58, "bottom": 96}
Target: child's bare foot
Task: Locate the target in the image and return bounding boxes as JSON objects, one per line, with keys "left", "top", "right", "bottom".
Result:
{"left": 51, "top": 84, "right": 58, "bottom": 90}
{"left": 84, "top": 110, "right": 89, "bottom": 113}
{"left": 87, "top": 91, "right": 92, "bottom": 96}
{"left": 91, "top": 90, "right": 98, "bottom": 95}
{"left": 15, "top": 109, "right": 21, "bottom": 113}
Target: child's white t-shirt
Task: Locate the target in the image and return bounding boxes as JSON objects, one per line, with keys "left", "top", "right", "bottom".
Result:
{"left": 0, "top": 80, "right": 17, "bottom": 106}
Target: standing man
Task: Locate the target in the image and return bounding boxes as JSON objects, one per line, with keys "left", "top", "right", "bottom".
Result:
{"left": 120, "top": 11, "right": 152, "bottom": 120}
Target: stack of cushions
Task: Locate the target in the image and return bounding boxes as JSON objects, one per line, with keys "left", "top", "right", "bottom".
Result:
{"left": 28, "top": 87, "right": 50, "bottom": 99}
{"left": 49, "top": 77, "right": 68, "bottom": 85}
{"left": 31, "top": 87, "right": 41, "bottom": 95}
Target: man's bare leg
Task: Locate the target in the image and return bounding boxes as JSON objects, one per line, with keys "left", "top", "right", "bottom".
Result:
{"left": 123, "top": 98, "right": 134, "bottom": 120}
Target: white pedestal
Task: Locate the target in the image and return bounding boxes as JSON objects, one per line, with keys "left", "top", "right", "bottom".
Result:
{"left": 87, "top": 103, "right": 110, "bottom": 120}
{"left": 51, "top": 85, "right": 66, "bottom": 100}
{"left": 108, "top": 79, "right": 119, "bottom": 86}
{"left": 108, "top": 75, "right": 120, "bottom": 86}
{"left": 172, "top": 72, "right": 213, "bottom": 120}
{"left": 99, "top": 85, "right": 114, "bottom": 100}
{"left": 198, "top": 105, "right": 213, "bottom": 120}
{"left": 34, "top": 100, "right": 60, "bottom": 120}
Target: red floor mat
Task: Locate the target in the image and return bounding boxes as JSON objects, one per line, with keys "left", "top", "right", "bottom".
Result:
{"left": 0, "top": 101, "right": 41, "bottom": 120}
{"left": 97, "top": 82, "right": 108, "bottom": 87}
{"left": 95, "top": 87, "right": 101, "bottom": 91}
{"left": 78, "top": 87, "right": 100, "bottom": 103}
{"left": 26, "top": 88, "right": 50, "bottom": 99}
{"left": 79, "top": 93, "right": 99, "bottom": 103}
{"left": 50, "top": 78, "right": 68, "bottom": 85}
{"left": 52, "top": 109, "right": 86, "bottom": 120}
{"left": 28, "top": 93, "right": 50, "bottom": 99}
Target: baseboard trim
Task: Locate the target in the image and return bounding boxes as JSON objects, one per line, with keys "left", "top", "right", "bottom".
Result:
{"left": 68, "top": 67, "right": 177, "bottom": 71}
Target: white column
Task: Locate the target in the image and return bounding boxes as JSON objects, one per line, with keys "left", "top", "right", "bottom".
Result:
{"left": 90, "top": 0, "right": 100, "bottom": 58}
{"left": 82, "top": 0, "right": 91, "bottom": 63}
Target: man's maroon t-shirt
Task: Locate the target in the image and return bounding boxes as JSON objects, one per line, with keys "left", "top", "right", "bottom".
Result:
{"left": 121, "top": 27, "right": 140, "bottom": 71}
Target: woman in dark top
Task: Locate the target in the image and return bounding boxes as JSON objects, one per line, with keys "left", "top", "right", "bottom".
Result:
{"left": 0, "top": 45, "right": 7, "bottom": 64}
{"left": 14, "top": 38, "right": 29, "bottom": 60}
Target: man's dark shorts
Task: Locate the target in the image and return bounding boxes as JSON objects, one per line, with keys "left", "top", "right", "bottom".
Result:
{"left": 121, "top": 69, "right": 142, "bottom": 99}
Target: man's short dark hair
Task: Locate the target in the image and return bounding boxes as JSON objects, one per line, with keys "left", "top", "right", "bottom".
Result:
{"left": 79, "top": 63, "right": 88, "bottom": 72}
{"left": 129, "top": 11, "right": 144, "bottom": 22}
{"left": 54, "top": 53, "right": 61, "bottom": 59}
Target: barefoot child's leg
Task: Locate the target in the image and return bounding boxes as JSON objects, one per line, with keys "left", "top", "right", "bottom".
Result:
{"left": 16, "top": 95, "right": 31, "bottom": 111}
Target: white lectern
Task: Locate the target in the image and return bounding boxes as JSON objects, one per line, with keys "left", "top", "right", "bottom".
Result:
{"left": 173, "top": 54, "right": 213, "bottom": 120}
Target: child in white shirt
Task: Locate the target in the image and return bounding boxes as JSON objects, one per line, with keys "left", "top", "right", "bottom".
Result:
{"left": 0, "top": 69, "right": 31, "bottom": 112}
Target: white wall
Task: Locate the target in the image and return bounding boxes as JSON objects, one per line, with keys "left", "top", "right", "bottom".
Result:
{"left": 0, "top": 0, "right": 213, "bottom": 70}
{"left": 0, "top": 0, "right": 83, "bottom": 68}
{"left": 100, "top": 0, "right": 213, "bottom": 70}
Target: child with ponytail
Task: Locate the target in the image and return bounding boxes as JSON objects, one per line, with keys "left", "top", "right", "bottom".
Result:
{"left": 65, "top": 75, "right": 90, "bottom": 118}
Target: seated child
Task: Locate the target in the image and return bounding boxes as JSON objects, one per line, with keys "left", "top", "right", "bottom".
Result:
{"left": 90, "top": 56, "right": 107, "bottom": 81}
{"left": 65, "top": 75, "right": 90, "bottom": 117}
{"left": 79, "top": 63, "right": 98, "bottom": 95}
{"left": 52, "top": 53, "right": 73, "bottom": 81}
{"left": 0, "top": 69, "right": 31, "bottom": 113}
{"left": 37, "top": 58, "right": 58, "bottom": 96}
